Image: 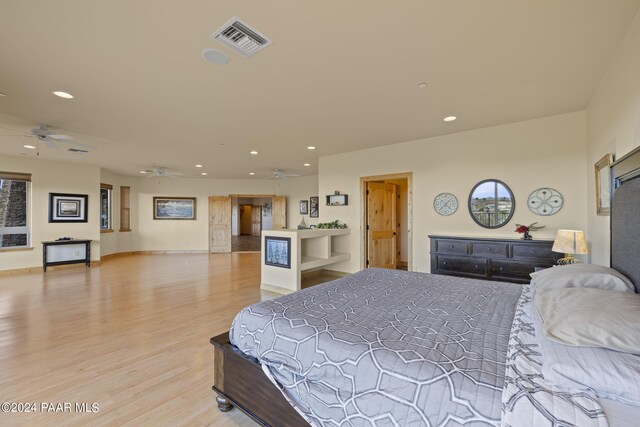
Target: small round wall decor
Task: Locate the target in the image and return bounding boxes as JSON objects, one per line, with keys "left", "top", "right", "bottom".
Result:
{"left": 527, "top": 187, "right": 563, "bottom": 216}
{"left": 434, "top": 193, "right": 458, "bottom": 216}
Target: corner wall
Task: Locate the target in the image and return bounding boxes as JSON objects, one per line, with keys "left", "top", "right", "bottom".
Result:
{"left": 319, "top": 111, "right": 588, "bottom": 273}
{"left": 586, "top": 10, "right": 640, "bottom": 265}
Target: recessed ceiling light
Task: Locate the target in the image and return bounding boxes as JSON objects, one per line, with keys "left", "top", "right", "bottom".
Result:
{"left": 444, "top": 116, "right": 457, "bottom": 122}
{"left": 140, "top": 170, "right": 147, "bottom": 174}
{"left": 24, "top": 145, "right": 36, "bottom": 149}
{"left": 195, "top": 164, "right": 203, "bottom": 168}
{"left": 52, "top": 91, "right": 74, "bottom": 99}
{"left": 201, "top": 172, "right": 208, "bottom": 176}
{"left": 307, "top": 146, "right": 316, "bottom": 150}
{"left": 201, "top": 48, "right": 230, "bottom": 65}
{"left": 304, "top": 163, "right": 310, "bottom": 167}
{"left": 0, "top": 92, "right": 7, "bottom": 97}
{"left": 250, "top": 150, "right": 258, "bottom": 155}
{"left": 249, "top": 172, "right": 255, "bottom": 176}
{"left": 417, "top": 83, "right": 428, "bottom": 89}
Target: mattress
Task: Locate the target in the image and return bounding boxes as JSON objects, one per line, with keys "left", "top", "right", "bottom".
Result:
{"left": 231, "top": 268, "right": 523, "bottom": 425}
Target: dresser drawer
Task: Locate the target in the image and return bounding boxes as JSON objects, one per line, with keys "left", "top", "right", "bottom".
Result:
{"left": 434, "top": 239, "right": 468, "bottom": 255}
{"left": 491, "top": 260, "right": 535, "bottom": 282}
{"left": 470, "top": 242, "right": 508, "bottom": 258}
{"left": 436, "top": 255, "right": 487, "bottom": 276}
{"left": 512, "top": 243, "right": 556, "bottom": 261}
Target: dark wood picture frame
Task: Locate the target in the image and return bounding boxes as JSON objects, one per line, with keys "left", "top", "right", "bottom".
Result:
{"left": 299, "top": 200, "right": 309, "bottom": 215}
{"left": 49, "top": 193, "right": 88, "bottom": 223}
{"left": 310, "top": 196, "right": 319, "bottom": 218}
{"left": 153, "top": 197, "right": 197, "bottom": 220}
{"left": 264, "top": 236, "right": 291, "bottom": 269}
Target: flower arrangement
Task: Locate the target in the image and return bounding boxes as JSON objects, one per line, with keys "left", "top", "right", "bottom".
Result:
{"left": 515, "top": 222, "right": 544, "bottom": 240}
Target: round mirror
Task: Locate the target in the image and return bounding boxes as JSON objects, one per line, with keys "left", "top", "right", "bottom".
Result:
{"left": 468, "top": 179, "right": 515, "bottom": 228}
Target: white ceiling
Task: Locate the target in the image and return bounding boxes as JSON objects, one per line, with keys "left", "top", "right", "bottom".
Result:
{"left": 0, "top": 1, "right": 639, "bottom": 178}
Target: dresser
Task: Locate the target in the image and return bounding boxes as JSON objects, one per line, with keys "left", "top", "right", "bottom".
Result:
{"left": 429, "top": 235, "right": 561, "bottom": 284}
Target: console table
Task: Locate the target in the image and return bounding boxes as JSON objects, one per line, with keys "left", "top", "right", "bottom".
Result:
{"left": 42, "top": 239, "right": 92, "bottom": 272}
{"left": 429, "top": 235, "right": 561, "bottom": 284}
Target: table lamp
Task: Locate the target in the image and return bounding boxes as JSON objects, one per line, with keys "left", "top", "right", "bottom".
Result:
{"left": 552, "top": 229, "right": 588, "bottom": 265}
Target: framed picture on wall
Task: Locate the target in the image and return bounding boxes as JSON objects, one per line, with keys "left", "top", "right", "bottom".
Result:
{"left": 49, "top": 193, "right": 88, "bottom": 223}
{"left": 595, "top": 153, "right": 614, "bottom": 216}
{"left": 310, "top": 196, "right": 319, "bottom": 218}
{"left": 264, "top": 236, "right": 291, "bottom": 269}
{"left": 153, "top": 197, "right": 197, "bottom": 220}
{"left": 326, "top": 194, "right": 348, "bottom": 206}
{"left": 299, "top": 200, "right": 309, "bottom": 215}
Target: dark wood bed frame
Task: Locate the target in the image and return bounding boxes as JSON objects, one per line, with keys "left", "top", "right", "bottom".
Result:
{"left": 210, "top": 146, "right": 640, "bottom": 427}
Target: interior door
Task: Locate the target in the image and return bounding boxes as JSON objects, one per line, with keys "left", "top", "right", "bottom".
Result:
{"left": 251, "top": 206, "right": 262, "bottom": 236}
{"left": 366, "top": 182, "right": 397, "bottom": 269}
{"left": 209, "top": 196, "right": 232, "bottom": 253}
{"left": 271, "top": 196, "right": 287, "bottom": 230}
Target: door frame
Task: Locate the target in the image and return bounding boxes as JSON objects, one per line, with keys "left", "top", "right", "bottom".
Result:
{"left": 360, "top": 172, "right": 413, "bottom": 271}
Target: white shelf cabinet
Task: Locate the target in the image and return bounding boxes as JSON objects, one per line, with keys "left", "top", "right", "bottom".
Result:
{"left": 261, "top": 228, "right": 350, "bottom": 294}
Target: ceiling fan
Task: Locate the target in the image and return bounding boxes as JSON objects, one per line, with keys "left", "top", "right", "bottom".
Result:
{"left": 142, "top": 166, "right": 183, "bottom": 178}
{"left": 0, "top": 124, "right": 93, "bottom": 153}
{"left": 271, "top": 169, "right": 301, "bottom": 179}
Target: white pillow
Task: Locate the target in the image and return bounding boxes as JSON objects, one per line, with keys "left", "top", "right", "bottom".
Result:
{"left": 535, "top": 287, "right": 640, "bottom": 354}
{"left": 530, "top": 299, "right": 640, "bottom": 405}
{"left": 530, "top": 264, "right": 635, "bottom": 295}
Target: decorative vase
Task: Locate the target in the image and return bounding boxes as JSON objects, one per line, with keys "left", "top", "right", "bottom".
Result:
{"left": 523, "top": 231, "right": 532, "bottom": 240}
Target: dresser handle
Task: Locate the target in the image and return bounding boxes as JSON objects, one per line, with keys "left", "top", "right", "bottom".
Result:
{"left": 475, "top": 265, "right": 479, "bottom": 269}
{"left": 529, "top": 250, "right": 534, "bottom": 254}
{"left": 443, "top": 261, "right": 447, "bottom": 266}
{"left": 500, "top": 267, "right": 504, "bottom": 271}
{"left": 451, "top": 245, "right": 455, "bottom": 249}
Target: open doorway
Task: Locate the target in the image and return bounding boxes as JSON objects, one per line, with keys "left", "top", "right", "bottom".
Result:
{"left": 360, "top": 173, "right": 412, "bottom": 270}
{"left": 232, "top": 197, "right": 271, "bottom": 252}
{"left": 209, "top": 195, "right": 287, "bottom": 253}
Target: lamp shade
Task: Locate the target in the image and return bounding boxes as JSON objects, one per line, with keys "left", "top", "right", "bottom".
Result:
{"left": 552, "top": 230, "right": 589, "bottom": 255}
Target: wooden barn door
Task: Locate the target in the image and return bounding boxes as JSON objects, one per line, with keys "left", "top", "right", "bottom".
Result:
{"left": 209, "top": 196, "right": 231, "bottom": 253}
{"left": 366, "top": 182, "right": 397, "bottom": 269}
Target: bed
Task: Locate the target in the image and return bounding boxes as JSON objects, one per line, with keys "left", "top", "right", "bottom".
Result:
{"left": 210, "top": 146, "right": 640, "bottom": 426}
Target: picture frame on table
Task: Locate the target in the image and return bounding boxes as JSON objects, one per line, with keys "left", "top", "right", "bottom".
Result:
{"left": 153, "top": 197, "right": 197, "bottom": 220}
{"left": 299, "top": 200, "right": 309, "bottom": 215}
{"left": 49, "top": 193, "right": 88, "bottom": 223}
{"left": 595, "top": 153, "right": 614, "bottom": 216}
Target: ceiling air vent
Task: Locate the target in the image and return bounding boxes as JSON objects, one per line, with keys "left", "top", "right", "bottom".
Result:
{"left": 210, "top": 17, "right": 272, "bottom": 57}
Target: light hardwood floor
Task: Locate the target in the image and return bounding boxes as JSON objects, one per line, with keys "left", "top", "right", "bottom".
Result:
{"left": 0, "top": 253, "right": 283, "bottom": 427}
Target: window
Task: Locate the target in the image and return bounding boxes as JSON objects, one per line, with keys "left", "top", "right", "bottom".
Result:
{"left": 120, "top": 186, "right": 131, "bottom": 231}
{"left": 0, "top": 171, "right": 31, "bottom": 249}
{"left": 100, "top": 183, "right": 112, "bottom": 231}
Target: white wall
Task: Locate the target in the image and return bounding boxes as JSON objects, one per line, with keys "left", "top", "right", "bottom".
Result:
{"left": 276, "top": 175, "right": 320, "bottom": 229}
{"left": 586, "top": 11, "right": 640, "bottom": 265}
{"left": 319, "top": 111, "right": 588, "bottom": 274}
{"left": 0, "top": 155, "right": 101, "bottom": 270}
{"left": 135, "top": 175, "right": 317, "bottom": 252}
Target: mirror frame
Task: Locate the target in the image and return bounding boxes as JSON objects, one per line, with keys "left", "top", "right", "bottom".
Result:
{"left": 467, "top": 179, "right": 516, "bottom": 229}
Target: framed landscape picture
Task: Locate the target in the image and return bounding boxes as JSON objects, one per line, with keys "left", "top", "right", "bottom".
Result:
{"left": 299, "top": 200, "right": 309, "bottom": 215}
{"left": 264, "top": 236, "right": 291, "bottom": 269}
{"left": 310, "top": 196, "right": 319, "bottom": 218}
{"left": 153, "top": 197, "right": 197, "bottom": 220}
{"left": 49, "top": 193, "right": 88, "bottom": 223}
{"left": 595, "top": 153, "right": 614, "bottom": 216}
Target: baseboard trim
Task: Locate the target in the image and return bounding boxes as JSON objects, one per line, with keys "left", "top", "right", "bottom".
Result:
{"left": 0, "top": 261, "right": 100, "bottom": 276}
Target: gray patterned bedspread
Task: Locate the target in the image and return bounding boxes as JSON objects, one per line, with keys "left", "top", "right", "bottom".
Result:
{"left": 230, "top": 268, "right": 523, "bottom": 426}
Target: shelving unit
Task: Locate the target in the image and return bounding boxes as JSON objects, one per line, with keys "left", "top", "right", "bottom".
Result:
{"left": 261, "top": 228, "right": 350, "bottom": 294}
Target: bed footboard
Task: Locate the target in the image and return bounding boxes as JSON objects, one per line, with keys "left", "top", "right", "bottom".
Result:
{"left": 210, "top": 331, "right": 308, "bottom": 426}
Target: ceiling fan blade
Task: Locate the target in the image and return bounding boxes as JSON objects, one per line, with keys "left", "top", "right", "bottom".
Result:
{"left": 282, "top": 174, "right": 301, "bottom": 177}
{"left": 43, "top": 140, "right": 58, "bottom": 149}
{"left": 48, "top": 134, "right": 73, "bottom": 140}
